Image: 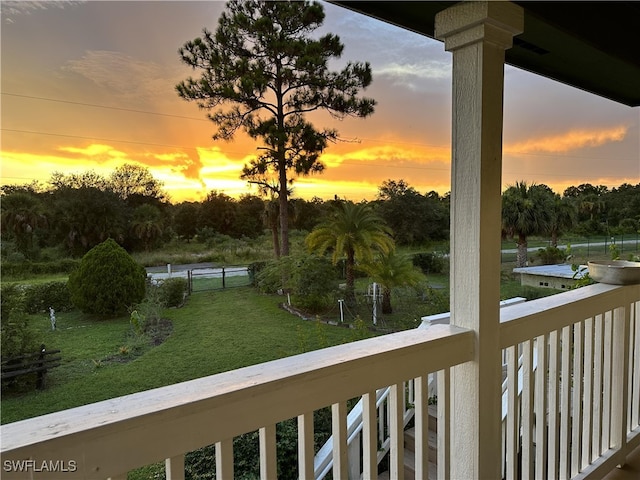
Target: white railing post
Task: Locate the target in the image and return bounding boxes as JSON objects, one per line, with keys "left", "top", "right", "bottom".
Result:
{"left": 435, "top": 2, "right": 523, "bottom": 478}
{"left": 414, "top": 376, "right": 429, "bottom": 480}
{"left": 611, "top": 303, "right": 631, "bottom": 466}
{"left": 298, "top": 413, "right": 315, "bottom": 479}
{"left": 521, "top": 340, "right": 534, "bottom": 480}
{"left": 215, "top": 439, "right": 234, "bottom": 480}
{"left": 389, "top": 383, "right": 405, "bottom": 480}
{"left": 332, "top": 401, "right": 348, "bottom": 479}
{"left": 165, "top": 455, "right": 185, "bottom": 480}
{"left": 362, "top": 391, "right": 378, "bottom": 480}
{"left": 259, "top": 425, "right": 277, "bottom": 480}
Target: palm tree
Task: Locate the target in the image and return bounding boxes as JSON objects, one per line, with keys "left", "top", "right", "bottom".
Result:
{"left": 502, "top": 182, "right": 554, "bottom": 267}
{"left": 360, "top": 251, "right": 425, "bottom": 314}
{"left": 305, "top": 201, "right": 394, "bottom": 305}
{"left": 130, "top": 204, "right": 163, "bottom": 251}
{"left": 549, "top": 194, "right": 576, "bottom": 247}
{"left": 0, "top": 192, "right": 47, "bottom": 258}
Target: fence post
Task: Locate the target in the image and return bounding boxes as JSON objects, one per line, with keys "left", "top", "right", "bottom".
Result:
{"left": 222, "top": 267, "right": 226, "bottom": 289}
{"left": 188, "top": 270, "right": 192, "bottom": 295}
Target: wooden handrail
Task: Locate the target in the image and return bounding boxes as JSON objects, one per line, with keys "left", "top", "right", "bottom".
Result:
{"left": 1, "top": 324, "right": 473, "bottom": 480}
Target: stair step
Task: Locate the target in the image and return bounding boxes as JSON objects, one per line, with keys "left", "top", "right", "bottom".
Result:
{"left": 378, "top": 460, "right": 437, "bottom": 480}
{"left": 377, "top": 405, "right": 439, "bottom": 479}
{"left": 404, "top": 427, "right": 437, "bottom": 463}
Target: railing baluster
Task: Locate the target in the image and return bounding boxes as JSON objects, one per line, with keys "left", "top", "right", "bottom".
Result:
{"left": 362, "top": 391, "right": 378, "bottom": 480}
{"left": 632, "top": 302, "right": 640, "bottom": 431}
{"left": 521, "top": 340, "right": 534, "bottom": 480}
{"left": 414, "top": 375, "right": 429, "bottom": 480}
{"left": 378, "top": 397, "right": 385, "bottom": 447}
{"left": 259, "top": 424, "right": 277, "bottom": 480}
{"left": 437, "top": 368, "right": 450, "bottom": 480}
{"left": 165, "top": 454, "right": 185, "bottom": 480}
{"left": 389, "top": 383, "right": 405, "bottom": 480}
{"left": 548, "top": 330, "right": 560, "bottom": 479}
{"left": 506, "top": 345, "right": 517, "bottom": 480}
{"left": 593, "top": 314, "right": 604, "bottom": 459}
{"left": 602, "top": 311, "right": 613, "bottom": 450}
{"left": 611, "top": 305, "right": 630, "bottom": 459}
{"left": 348, "top": 431, "right": 361, "bottom": 480}
{"left": 298, "top": 412, "right": 314, "bottom": 479}
{"left": 559, "top": 325, "right": 572, "bottom": 479}
{"left": 215, "top": 438, "right": 234, "bottom": 480}
{"left": 534, "top": 334, "right": 548, "bottom": 479}
{"left": 571, "top": 321, "right": 584, "bottom": 476}
{"left": 332, "top": 401, "right": 348, "bottom": 479}
{"left": 582, "top": 317, "right": 594, "bottom": 469}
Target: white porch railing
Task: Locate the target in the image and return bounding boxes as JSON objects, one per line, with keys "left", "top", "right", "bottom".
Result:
{"left": 500, "top": 283, "right": 640, "bottom": 479}
{"left": 1, "top": 283, "right": 638, "bottom": 480}
{"left": 0, "top": 324, "right": 473, "bottom": 480}
{"left": 313, "top": 296, "right": 528, "bottom": 479}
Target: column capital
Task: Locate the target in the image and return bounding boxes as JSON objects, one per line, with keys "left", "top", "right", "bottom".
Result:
{"left": 435, "top": 1, "right": 523, "bottom": 51}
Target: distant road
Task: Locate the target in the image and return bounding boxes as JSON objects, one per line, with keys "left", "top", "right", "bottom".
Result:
{"left": 146, "top": 264, "right": 248, "bottom": 281}
{"left": 146, "top": 238, "right": 639, "bottom": 278}
{"left": 501, "top": 239, "right": 638, "bottom": 254}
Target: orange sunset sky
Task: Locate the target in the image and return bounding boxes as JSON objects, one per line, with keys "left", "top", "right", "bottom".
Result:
{"left": 1, "top": 1, "right": 638, "bottom": 203}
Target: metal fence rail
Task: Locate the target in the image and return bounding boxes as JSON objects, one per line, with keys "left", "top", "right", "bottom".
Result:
{"left": 187, "top": 266, "right": 251, "bottom": 294}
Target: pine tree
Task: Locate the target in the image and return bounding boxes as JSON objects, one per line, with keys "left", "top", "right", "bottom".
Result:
{"left": 176, "top": 0, "right": 375, "bottom": 257}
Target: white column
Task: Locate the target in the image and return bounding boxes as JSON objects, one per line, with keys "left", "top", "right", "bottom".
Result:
{"left": 435, "top": 2, "right": 523, "bottom": 479}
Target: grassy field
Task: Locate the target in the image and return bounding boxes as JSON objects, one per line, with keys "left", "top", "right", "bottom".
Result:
{"left": 1, "top": 287, "right": 368, "bottom": 424}
{"left": 4, "top": 231, "right": 637, "bottom": 425}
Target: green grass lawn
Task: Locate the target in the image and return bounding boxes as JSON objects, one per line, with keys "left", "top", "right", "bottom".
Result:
{"left": 1, "top": 287, "right": 366, "bottom": 424}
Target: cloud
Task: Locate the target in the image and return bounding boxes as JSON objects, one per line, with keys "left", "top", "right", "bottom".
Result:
{"left": 505, "top": 125, "right": 628, "bottom": 154}
{"left": 376, "top": 60, "right": 450, "bottom": 90}
{"left": 63, "top": 50, "right": 181, "bottom": 100}
{"left": 321, "top": 143, "right": 450, "bottom": 167}
{"left": 1, "top": 1, "right": 83, "bottom": 23}
{"left": 58, "top": 143, "right": 127, "bottom": 160}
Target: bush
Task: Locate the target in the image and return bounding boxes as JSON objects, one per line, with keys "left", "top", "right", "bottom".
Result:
{"left": 1, "top": 284, "right": 26, "bottom": 320}
{"left": 255, "top": 255, "right": 337, "bottom": 312}
{"left": 0, "top": 311, "right": 38, "bottom": 360}
{"left": 68, "top": 238, "right": 146, "bottom": 316}
{"left": 1, "top": 285, "right": 37, "bottom": 359}
{"left": 23, "top": 281, "right": 73, "bottom": 314}
{"left": 412, "top": 252, "right": 446, "bottom": 274}
{"left": 534, "top": 246, "right": 567, "bottom": 265}
{"left": 247, "top": 261, "right": 267, "bottom": 286}
{"left": 0, "top": 259, "right": 80, "bottom": 277}
{"left": 158, "top": 277, "right": 188, "bottom": 307}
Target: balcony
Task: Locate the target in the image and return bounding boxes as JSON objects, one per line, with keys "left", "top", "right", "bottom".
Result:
{"left": 3, "top": 2, "right": 638, "bottom": 478}
{"left": 2, "top": 282, "right": 638, "bottom": 479}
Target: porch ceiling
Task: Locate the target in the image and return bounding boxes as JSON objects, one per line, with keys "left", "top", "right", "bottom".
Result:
{"left": 333, "top": 1, "right": 640, "bottom": 107}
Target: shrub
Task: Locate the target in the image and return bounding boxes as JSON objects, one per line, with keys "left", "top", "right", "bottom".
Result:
{"left": 247, "top": 261, "right": 267, "bottom": 286}
{"left": 0, "top": 311, "right": 38, "bottom": 360}
{"left": 158, "top": 277, "right": 188, "bottom": 307}
{"left": 1, "top": 285, "right": 37, "bottom": 359}
{"left": 23, "top": 281, "right": 73, "bottom": 314}
{"left": 534, "top": 246, "right": 566, "bottom": 265}
{"left": 255, "top": 255, "right": 337, "bottom": 312}
{"left": 412, "top": 252, "right": 446, "bottom": 274}
{"left": 0, "top": 259, "right": 80, "bottom": 277}
{"left": 68, "top": 238, "right": 146, "bottom": 316}
{"left": 1, "top": 284, "right": 26, "bottom": 320}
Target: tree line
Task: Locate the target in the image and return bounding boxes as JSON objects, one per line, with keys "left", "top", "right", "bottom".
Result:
{"left": 1, "top": 164, "right": 638, "bottom": 264}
